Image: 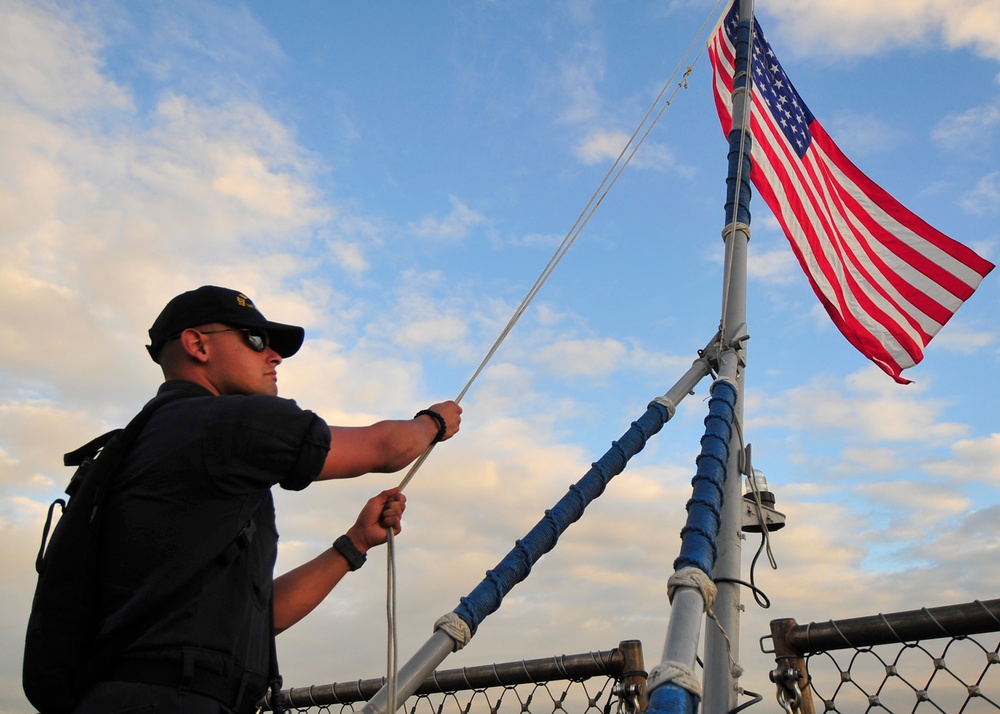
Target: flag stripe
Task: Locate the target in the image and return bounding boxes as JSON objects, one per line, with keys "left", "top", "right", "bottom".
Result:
{"left": 793, "top": 132, "right": 935, "bottom": 346}
{"left": 811, "top": 129, "right": 987, "bottom": 301}
{"left": 708, "top": 1, "right": 994, "bottom": 382}
{"left": 751, "top": 107, "right": 927, "bottom": 366}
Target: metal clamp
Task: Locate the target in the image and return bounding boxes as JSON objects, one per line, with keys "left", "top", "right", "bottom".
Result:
{"left": 771, "top": 666, "right": 804, "bottom": 714}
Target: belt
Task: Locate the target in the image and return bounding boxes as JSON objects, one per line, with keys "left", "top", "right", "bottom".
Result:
{"left": 107, "top": 658, "right": 268, "bottom": 714}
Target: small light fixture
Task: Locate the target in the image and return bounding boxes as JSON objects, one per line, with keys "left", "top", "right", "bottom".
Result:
{"left": 742, "top": 468, "right": 786, "bottom": 532}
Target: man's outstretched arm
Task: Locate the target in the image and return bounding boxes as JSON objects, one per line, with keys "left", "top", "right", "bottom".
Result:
{"left": 317, "top": 400, "right": 462, "bottom": 480}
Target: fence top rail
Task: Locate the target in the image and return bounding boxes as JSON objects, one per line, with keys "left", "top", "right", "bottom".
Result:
{"left": 772, "top": 598, "right": 1000, "bottom": 655}
{"left": 274, "top": 645, "right": 630, "bottom": 709}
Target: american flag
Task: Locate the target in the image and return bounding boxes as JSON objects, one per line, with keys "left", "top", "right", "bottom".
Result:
{"left": 708, "top": 0, "right": 994, "bottom": 383}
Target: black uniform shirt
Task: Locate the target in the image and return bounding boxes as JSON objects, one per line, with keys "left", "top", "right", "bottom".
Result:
{"left": 96, "top": 380, "right": 332, "bottom": 684}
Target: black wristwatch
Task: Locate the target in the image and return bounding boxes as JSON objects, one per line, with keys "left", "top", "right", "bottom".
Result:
{"left": 333, "top": 534, "right": 367, "bottom": 571}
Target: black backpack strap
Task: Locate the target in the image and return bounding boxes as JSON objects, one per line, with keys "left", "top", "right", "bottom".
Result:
{"left": 37, "top": 390, "right": 199, "bottom": 574}
{"left": 60, "top": 389, "right": 194, "bottom": 500}
{"left": 64, "top": 429, "right": 120, "bottom": 467}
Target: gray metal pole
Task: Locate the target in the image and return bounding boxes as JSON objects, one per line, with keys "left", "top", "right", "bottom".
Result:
{"left": 702, "top": 0, "right": 754, "bottom": 710}
{"left": 363, "top": 629, "right": 457, "bottom": 714}
{"left": 659, "top": 331, "right": 733, "bottom": 669}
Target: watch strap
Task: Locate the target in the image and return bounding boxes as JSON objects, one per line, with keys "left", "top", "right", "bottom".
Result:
{"left": 333, "top": 534, "right": 367, "bottom": 571}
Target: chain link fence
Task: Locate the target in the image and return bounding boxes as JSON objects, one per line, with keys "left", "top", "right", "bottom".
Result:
{"left": 262, "top": 641, "right": 648, "bottom": 714}
{"left": 768, "top": 599, "right": 1000, "bottom": 713}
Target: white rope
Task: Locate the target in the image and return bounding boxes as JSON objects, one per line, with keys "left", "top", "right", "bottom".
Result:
{"left": 667, "top": 566, "right": 717, "bottom": 608}
{"left": 433, "top": 612, "right": 473, "bottom": 651}
{"left": 665, "top": 566, "right": 743, "bottom": 686}
{"left": 386, "top": 536, "right": 398, "bottom": 714}
{"left": 649, "top": 395, "right": 677, "bottom": 420}
{"left": 648, "top": 661, "right": 704, "bottom": 698}
{"left": 710, "top": 375, "right": 739, "bottom": 395}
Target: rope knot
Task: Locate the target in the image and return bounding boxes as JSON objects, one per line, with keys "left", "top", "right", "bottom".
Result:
{"left": 434, "top": 612, "right": 473, "bottom": 651}
{"left": 647, "top": 661, "right": 702, "bottom": 698}
{"left": 667, "top": 567, "right": 717, "bottom": 609}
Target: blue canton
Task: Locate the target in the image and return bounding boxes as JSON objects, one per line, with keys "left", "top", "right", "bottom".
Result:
{"left": 724, "top": 5, "right": 815, "bottom": 158}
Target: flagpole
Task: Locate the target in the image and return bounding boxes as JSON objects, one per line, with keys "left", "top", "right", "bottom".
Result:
{"left": 702, "top": 0, "right": 753, "bottom": 711}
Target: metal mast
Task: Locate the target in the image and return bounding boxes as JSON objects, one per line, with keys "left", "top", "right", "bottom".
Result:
{"left": 702, "top": 0, "right": 754, "bottom": 711}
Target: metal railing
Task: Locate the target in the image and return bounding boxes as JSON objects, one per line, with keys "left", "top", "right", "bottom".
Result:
{"left": 262, "top": 640, "right": 648, "bottom": 714}
{"left": 768, "top": 599, "right": 1000, "bottom": 713}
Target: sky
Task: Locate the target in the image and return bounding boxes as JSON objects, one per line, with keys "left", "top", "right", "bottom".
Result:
{"left": 2, "top": 0, "right": 999, "bottom": 711}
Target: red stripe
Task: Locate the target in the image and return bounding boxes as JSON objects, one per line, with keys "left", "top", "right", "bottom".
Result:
{"left": 811, "top": 124, "right": 984, "bottom": 303}
{"left": 815, "top": 160, "right": 955, "bottom": 329}
{"left": 813, "top": 123, "right": 995, "bottom": 281}
{"left": 796, "top": 137, "right": 936, "bottom": 344}
{"left": 796, "top": 143, "right": 931, "bottom": 353}
{"left": 751, "top": 104, "right": 924, "bottom": 370}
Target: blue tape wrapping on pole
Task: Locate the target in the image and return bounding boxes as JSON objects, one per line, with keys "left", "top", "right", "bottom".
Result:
{"left": 649, "top": 682, "right": 699, "bottom": 714}
{"left": 725, "top": 18, "right": 753, "bottom": 228}
{"left": 674, "top": 379, "right": 737, "bottom": 575}
{"left": 452, "top": 400, "right": 673, "bottom": 635}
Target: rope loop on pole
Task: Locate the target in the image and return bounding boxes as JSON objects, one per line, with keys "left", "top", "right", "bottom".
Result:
{"left": 720, "top": 221, "right": 751, "bottom": 242}
{"left": 667, "top": 567, "right": 718, "bottom": 610}
{"left": 647, "top": 661, "right": 703, "bottom": 698}
{"left": 433, "top": 612, "right": 473, "bottom": 651}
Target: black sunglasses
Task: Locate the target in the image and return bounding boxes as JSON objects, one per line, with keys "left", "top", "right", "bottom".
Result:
{"left": 197, "top": 327, "right": 270, "bottom": 352}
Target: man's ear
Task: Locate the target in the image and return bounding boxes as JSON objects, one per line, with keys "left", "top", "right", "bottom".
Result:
{"left": 177, "top": 328, "right": 210, "bottom": 363}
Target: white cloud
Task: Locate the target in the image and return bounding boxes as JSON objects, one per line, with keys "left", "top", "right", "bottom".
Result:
{"left": 329, "top": 241, "right": 370, "bottom": 275}
{"left": 0, "top": 1, "right": 336, "bottom": 410}
{"left": 573, "top": 129, "right": 677, "bottom": 172}
{"left": 926, "top": 432, "right": 1000, "bottom": 484}
{"left": 826, "top": 110, "right": 907, "bottom": 156}
{"left": 854, "top": 479, "right": 972, "bottom": 539}
{"left": 574, "top": 129, "right": 629, "bottom": 164}
{"left": 556, "top": 55, "right": 605, "bottom": 126}
{"left": 747, "top": 247, "right": 800, "bottom": 285}
{"left": 933, "top": 101, "right": 1000, "bottom": 151}
{"left": 409, "top": 196, "right": 487, "bottom": 241}
{"left": 751, "top": 367, "right": 967, "bottom": 444}
{"left": 0, "top": 0, "right": 132, "bottom": 116}
{"left": 533, "top": 337, "right": 628, "bottom": 378}
{"left": 927, "top": 320, "right": 997, "bottom": 353}
{"left": 960, "top": 171, "right": 1000, "bottom": 215}
{"left": 760, "top": 0, "right": 1000, "bottom": 61}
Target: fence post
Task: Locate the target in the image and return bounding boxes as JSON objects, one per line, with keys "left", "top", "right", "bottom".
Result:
{"left": 769, "top": 618, "right": 814, "bottom": 714}
{"left": 618, "top": 640, "right": 648, "bottom": 713}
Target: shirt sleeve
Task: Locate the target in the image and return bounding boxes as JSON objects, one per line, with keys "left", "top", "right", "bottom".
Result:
{"left": 202, "top": 394, "right": 331, "bottom": 493}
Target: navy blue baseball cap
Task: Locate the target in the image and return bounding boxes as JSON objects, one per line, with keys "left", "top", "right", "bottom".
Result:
{"left": 147, "top": 286, "right": 305, "bottom": 363}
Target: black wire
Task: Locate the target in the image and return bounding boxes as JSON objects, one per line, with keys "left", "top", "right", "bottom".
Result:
{"left": 714, "top": 531, "right": 772, "bottom": 608}
{"left": 727, "top": 689, "right": 764, "bottom": 713}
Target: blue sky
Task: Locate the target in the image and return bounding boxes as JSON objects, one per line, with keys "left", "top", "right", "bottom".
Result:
{"left": 2, "top": 0, "right": 999, "bottom": 710}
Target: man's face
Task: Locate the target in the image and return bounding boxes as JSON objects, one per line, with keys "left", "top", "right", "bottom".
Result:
{"left": 198, "top": 323, "right": 282, "bottom": 396}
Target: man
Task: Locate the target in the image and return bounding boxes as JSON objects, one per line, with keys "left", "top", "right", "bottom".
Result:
{"left": 73, "top": 285, "right": 461, "bottom": 714}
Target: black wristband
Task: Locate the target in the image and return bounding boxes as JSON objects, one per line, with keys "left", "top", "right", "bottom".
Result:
{"left": 333, "top": 534, "right": 367, "bottom": 571}
{"left": 414, "top": 408, "right": 447, "bottom": 444}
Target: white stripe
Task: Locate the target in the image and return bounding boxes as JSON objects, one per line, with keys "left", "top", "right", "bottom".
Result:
{"left": 748, "top": 104, "right": 922, "bottom": 365}
{"left": 797, "top": 145, "right": 945, "bottom": 338}
{"left": 813, "top": 144, "right": 987, "bottom": 292}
